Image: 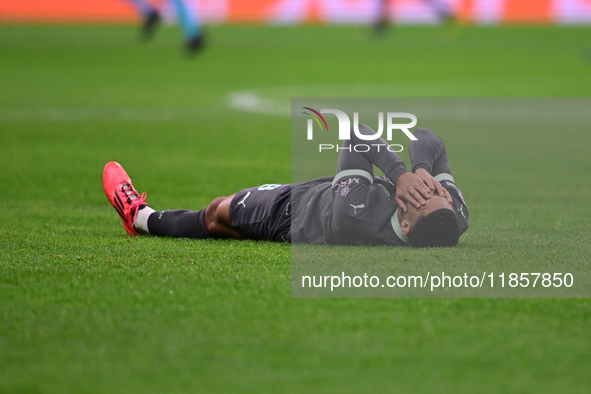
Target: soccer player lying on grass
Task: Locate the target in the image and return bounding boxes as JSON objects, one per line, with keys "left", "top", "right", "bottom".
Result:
{"left": 104, "top": 127, "right": 469, "bottom": 247}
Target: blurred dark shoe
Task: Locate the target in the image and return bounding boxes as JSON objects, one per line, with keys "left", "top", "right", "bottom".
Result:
{"left": 142, "top": 10, "right": 161, "bottom": 41}
{"left": 186, "top": 33, "right": 205, "bottom": 54}
{"left": 374, "top": 21, "right": 386, "bottom": 36}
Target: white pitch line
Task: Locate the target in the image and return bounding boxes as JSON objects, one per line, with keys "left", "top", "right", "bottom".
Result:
{"left": 225, "top": 87, "right": 591, "bottom": 126}
{"left": 227, "top": 91, "right": 291, "bottom": 117}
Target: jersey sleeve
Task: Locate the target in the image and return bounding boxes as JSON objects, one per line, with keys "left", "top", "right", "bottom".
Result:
{"left": 408, "top": 128, "right": 451, "bottom": 176}
{"left": 334, "top": 123, "right": 409, "bottom": 187}
{"left": 410, "top": 128, "right": 469, "bottom": 234}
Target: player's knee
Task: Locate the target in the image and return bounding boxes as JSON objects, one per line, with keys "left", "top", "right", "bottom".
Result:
{"left": 205, "top": 197, "right": 226, "bottom": 232}
{"left": 205, "top": 196, "right": 236, "bottom": 236}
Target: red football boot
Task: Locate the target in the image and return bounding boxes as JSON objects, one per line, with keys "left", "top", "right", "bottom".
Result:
{"left": 103, "top": 161, "right": 148, "bottom": 235}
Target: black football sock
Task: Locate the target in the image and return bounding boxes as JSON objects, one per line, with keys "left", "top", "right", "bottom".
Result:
{"left": 147, "top": 209, "right": 211, "bottom": 239}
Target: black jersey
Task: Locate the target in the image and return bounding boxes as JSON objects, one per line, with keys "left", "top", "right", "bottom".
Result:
{"left": 290, "top": 174, "right": 468, "bottom": 245}
{"left": 291, "top": 176, "right": 400, "bottom": 245}
{"left": 290, "top": 127, "right": 469, "bottom": 245}
{"left": 227, "top": 127, "right": 469, "bottom": 245}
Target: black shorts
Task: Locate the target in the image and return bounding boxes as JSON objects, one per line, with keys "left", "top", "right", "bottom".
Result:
{"left": 229, "top": 184, "right": 291, "bottom": 243}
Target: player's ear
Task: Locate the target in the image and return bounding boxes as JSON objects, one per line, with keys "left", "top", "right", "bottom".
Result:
{"left": 401, "top": 218, "right": 411, "bottom": 236}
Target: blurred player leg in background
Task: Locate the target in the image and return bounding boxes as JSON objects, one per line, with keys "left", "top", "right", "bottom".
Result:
{"left": 126, "top": 0, "right": 161, "bottom": 40}
{"left": 426, "top": 0, "right": 454, "bottom": 23}
{"left": 374, "top": 0, "right": 454, "bottom": 36}
{"left": 374, "top": 0, "right": 389, "bottom": 35}
{"left": 169, "top": 0, "right": 205, "bottom": 53}
{"left": 124, "top": 0, "right": 204, "bottom": 54}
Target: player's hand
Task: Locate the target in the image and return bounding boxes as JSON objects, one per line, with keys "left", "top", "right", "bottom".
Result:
{"left": 415, "top": 168, "right": 453, "bottom": 205}
{"left": 395, "top": 172, "right": 432, "bottom": 213}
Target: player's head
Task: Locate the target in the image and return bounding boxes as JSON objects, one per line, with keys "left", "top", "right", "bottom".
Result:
{"left": 400, "top": 196, "right": 460, "bottom": 247}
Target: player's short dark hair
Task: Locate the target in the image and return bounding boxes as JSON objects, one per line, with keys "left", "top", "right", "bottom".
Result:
{"left": 407, "top": 208, "right": 460, "bottom": 248}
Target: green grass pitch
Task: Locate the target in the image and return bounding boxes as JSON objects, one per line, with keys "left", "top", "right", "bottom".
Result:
{"left": 1, "top": 24, "right": 591, "bottom": 393}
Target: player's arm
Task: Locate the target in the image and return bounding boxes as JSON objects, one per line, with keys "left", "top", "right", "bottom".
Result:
{"left": 409, "top": 128, "right": 469, "bottom": 235}
{"left": 408, "top": 128, "right": 453, "bottom": 205}
{"left": 335, "top": 124, "right": 432, "bottom": 211}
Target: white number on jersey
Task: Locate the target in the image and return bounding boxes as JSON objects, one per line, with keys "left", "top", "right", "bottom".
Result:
{"left": 258, "top": 184, "right": 283, "bottom": 191}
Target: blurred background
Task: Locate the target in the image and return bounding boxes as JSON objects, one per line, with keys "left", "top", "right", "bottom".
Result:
{"left": 2, "top": 0, "right": 591, "bottom": 25}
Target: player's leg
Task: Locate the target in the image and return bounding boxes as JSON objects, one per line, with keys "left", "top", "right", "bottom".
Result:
{"left": 227, "top": 184, "right": 291, "bottom": 242}
{"left": 168, "top": 0, "right": 204, "bottom": 52}
{"left": 103, "top": 161, "right": 238, "bottom": 239}
{"left": 204, "top": 195, "right": 239, "bottom": 237}
{"left": 373, "top": 0, "right": 390, "bottom": 35}
{"left": 142, "top": 184, "right": 291, "bottom": 242}
{"left": 137, "top": 195, "right": 240, "bottom": 239}
{"left": 125, "top": 0, "right": 161, "bottom": 40}
{"left": 423, "top": 0, "right": 453, "bottom": 23}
